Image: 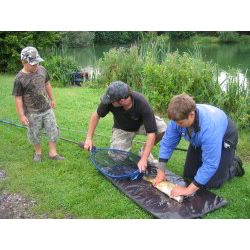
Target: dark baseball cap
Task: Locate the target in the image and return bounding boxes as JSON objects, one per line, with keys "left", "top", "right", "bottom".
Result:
{"left": 101, "top": 81, "right": 130, "bottom": 104}
{"left": 21, "top": 46, "right": 44, "bottom": 65}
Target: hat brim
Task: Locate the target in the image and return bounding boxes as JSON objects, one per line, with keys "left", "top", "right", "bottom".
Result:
{"left": 29, "top": 57, "right": 44, "bottom": 65}
{"left": 101, "top": 94, "right": 110, "bottom": 105}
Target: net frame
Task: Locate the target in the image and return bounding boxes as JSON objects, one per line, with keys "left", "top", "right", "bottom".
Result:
{"left": 89, "top": 148, "right": 143, "bottom": 180}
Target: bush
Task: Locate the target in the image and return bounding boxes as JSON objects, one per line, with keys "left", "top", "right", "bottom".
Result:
{"left": 218, "top": 32, "right": 239, "bottom": 43}
{"left": 94, "top": 32, "right": 142, "bottom": 44}
{"left": 97, "top": 46, "right": 144, "bottom": 89}
{"left": 95, "top": 42, "right": 249, "bottom": 128}
{"left": 217, "top": 69, "right": 249, "bottom": 128}
{"left": 0, "top": 32, "right": 63, "bottom": 73}
{"left": 43, "top": 55, "right": 81, "bottom": 87}
{"left": 169, "top": 31, "right": 196, "bottom": 40}
{"left": 238, "top": 35, "right": 250, "bottom": 43}
{"left": 143, "top": 51, "right": 221, "bottom": 111}
{"left": 96, "top": 43, "right": 222, "bottom": 112}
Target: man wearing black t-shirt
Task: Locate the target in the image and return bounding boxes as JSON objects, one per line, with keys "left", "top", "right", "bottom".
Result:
{"left": 83, "top": 81, "right": 166, "bottom": 172}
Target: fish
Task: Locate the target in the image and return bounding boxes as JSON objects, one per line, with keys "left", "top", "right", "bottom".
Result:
{"left": 143, "top": 176, "right": 184, "bottom": 203}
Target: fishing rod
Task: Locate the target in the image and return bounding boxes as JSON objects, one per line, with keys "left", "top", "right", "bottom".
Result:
{"left": 0, "top": 119, "right": 188, "bottom": 152}
{"left": 0, "top": 119, "right": 82, "bottom": 146}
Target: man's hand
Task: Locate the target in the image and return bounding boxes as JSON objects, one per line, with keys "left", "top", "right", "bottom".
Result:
{"left": 51, "top": 99, "right": 56, "bottom": 109}
{"left": 83, "top": 138, "right": 93, "bottom": 151}
{"left": 153, "top": 169, "right": 166, "bottom": 186}
{"left": 171, "top": 182, "right": 198, "bottom": 197}
{"left": 20, "top": 115, "right": 29, "bottom": 126}
{"left": 137, "top": 158, "right": 147, "bottom": 173}
{"left": 171, "top": 185, "right": 188, "bottom": 197}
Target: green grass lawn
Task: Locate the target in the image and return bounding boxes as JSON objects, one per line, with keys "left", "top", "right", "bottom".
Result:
{"left": 0, "top": 74, "right": 249, "bottom": 218}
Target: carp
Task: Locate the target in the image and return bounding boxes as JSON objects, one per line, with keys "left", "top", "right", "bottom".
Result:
{"left": 143, "top": 176, "right": 184, "bottom": 203}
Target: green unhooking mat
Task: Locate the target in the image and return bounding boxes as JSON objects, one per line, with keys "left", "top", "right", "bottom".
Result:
{"left": 101, "top": 166, "right": 228, "bottom": 219}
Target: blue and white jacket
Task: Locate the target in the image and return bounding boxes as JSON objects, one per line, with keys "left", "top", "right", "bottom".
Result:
{"left": 159, "top": 104, "right": 228, "bottom": 186}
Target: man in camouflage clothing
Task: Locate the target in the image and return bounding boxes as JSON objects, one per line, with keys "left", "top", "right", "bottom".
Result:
{"left": 82, "top": 81, "right": 167, "bottom": 173}
{"left": 12, "top": 46, "right": 64, "bottom": 162}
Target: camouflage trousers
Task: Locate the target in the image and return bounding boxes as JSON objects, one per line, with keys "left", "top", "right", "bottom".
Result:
{"left": 110, "top": 116, "right": 167, "bottom": 152}
{"left": 27, "top": 109, "right": 59, "bottom": 145}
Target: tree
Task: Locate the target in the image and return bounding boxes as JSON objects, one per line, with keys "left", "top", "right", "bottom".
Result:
{"left": 0, "top": 32, "right": 63, "bottom": 73}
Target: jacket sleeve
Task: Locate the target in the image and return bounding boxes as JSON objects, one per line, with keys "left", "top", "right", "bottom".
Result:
{"left": 159, "top": 120, "right": 181, "bottom": 161}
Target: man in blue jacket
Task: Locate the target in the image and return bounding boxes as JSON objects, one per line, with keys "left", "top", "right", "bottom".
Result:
{"left": 154, "top": 93, "right": 244, "bottom": 197}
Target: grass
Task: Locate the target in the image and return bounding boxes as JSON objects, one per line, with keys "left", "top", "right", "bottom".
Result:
{"left": 0, "top": 74, "right": 249, "bottom": 218}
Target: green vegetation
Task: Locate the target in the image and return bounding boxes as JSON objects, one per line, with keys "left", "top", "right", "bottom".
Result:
{"left": 189, "top": 35, "right": 220, "bottom": 44}
{"left": 218, "top": 32, "right": 240, "bottom": 43}
{"left": 0, "top": 74, "right": 249, "bottom": 218}
{"left": 0, "top": 32, "right": 63, "bottom": 73}
{"left": 1, "top": 31, "right": 250, "bottom": 75}
{"left": 217, "top": 68, "right": 250, "bottom": 128}
{"left": 97, "top": 40, "right": 249, "bottom": 128}
{"left": 238, "top": 34, "right": 250, "bottom": 43}
{"left": 168, "top": 31, "right": 196, "bottom": 40}
{"left": 43, "top": 55, "right": 81, "bottom": 86}
{"left": 94, "top": 31, "right": 142, "bottom": 44}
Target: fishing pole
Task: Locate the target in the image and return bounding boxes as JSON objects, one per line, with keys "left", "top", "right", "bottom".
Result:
{"left": 0, "top": 119, "right": 188, "bottom": 152}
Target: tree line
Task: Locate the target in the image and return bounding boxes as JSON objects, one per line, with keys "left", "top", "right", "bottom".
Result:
{"left": 0, "top": 31, "right": 249, "bottom": 73}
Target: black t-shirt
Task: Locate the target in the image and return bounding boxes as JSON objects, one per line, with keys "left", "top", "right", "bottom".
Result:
{"left": 97, "top": 91, "right": 157, "bottom": 133}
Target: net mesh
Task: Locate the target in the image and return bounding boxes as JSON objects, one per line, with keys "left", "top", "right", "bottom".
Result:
{"left": 90, "top": 148, "right": 141, "bottom": 179}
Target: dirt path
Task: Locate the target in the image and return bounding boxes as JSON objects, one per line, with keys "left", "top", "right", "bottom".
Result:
{"left": 0, "top": 169, "right": 35, "bottom": 219}
{"left": 0, "top": 192, "right": 36, "bottom": 219}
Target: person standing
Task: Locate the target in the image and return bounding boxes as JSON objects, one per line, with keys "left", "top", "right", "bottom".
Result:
{"left": 12, "top": 46, "right": 64, "bottom": 162}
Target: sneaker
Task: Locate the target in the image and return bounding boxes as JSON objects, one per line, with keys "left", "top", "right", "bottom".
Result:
{"left": 48, "top": 154, "right": 65, "bottom": 161}
{"left": 33, "top": 154, "right": 41, "bottom": 162}
{"left": 139, "top": 147, "right": 159, "bottom": 165}
{"left": 233, "top": 156, "right": 245, "bottom": 177}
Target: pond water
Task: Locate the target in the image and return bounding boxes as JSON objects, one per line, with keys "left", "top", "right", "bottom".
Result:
{"left": 63, "top": 41, "right": 250, "bottom": 83}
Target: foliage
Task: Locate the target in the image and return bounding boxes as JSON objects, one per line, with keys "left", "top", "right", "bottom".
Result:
{"left": 238, "top": 35, "right": 250, "bottom": 43}
{"left": 61, "top": 32, "right": 95, "bottom": 48}
{"left": 189, "top": 35, "right": 220, "bottom": 44}
{"left": 43, "top": 55, "right": 81, "bottom": 86}
{"left": 138, "top": 35, "right": 170, "bottom": 63}
{"left": 95, "top": 41, "right": 249, "bottom": 128}
{"left": 0, "top": 32, "right": 63, "bottom": 73}
{"left": 217, "top": 69, "right": 250, "bottom": 128}
{"left": 143, "top": 52, "right": 221, "bottom": 111}
{"left": 218, "top": 32, "right": 239, "bottom": 43}
{"left": 94, "top": 31, "right": 142, "bottom": 44}
{"left": 1, "top": 31, "right": 250, "bottom": 74}
{"left": 96, "top": 41, "right": 220, "bottom": 109}
{"left": 169, "top": 31, "right": 196, "bottom": 40}
{"left": 97, "top": 46, "right": 144, "bottom": 89}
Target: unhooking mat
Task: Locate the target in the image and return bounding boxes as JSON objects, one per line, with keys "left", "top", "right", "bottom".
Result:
{"left": 101, "top": 165, "right": 228, "bottom": 219}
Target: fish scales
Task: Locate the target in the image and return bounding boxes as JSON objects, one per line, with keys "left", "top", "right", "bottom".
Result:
{"left": 143, "top": 176, "right": 184, "bottom": 203}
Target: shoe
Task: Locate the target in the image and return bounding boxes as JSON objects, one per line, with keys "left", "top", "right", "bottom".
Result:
{"left": 139, "top": 147, "right": 159, "bottom": 165}
{"left": 48, "top": 154, "right": 65, "bottom": 161}
{"left": 233, "top": 156, "right": 245, "bottom": 177}
{"left": 33, "top": 154, "right": 41, "bottom": 162}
